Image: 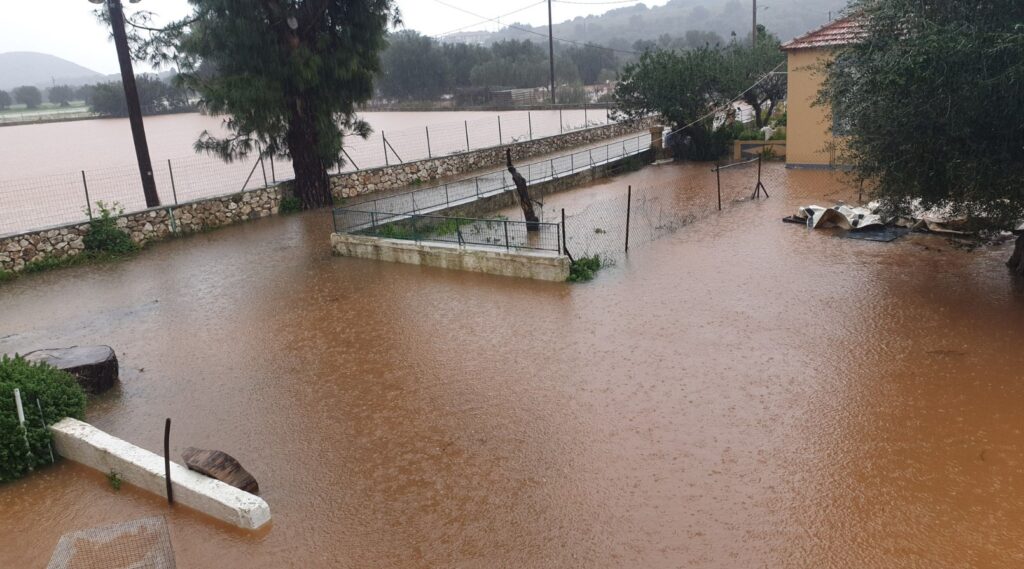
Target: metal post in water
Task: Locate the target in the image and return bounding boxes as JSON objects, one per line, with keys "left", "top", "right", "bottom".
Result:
{"left": 584, "top": 103, "right": 588, "bottom": 125}
{"left": 425, "top": 126, "right": 432, "bottom": 158}
{"left": 497, "top": 115, "right": 502, "bottom": 145}
{"left": 464, "top": 121, "right": 470, "bottom": 152}
{"left": 167, "top": 160, "right": 179, "bottom": 205}
{"left": 163, "top": 418, "right": 173, "bottom": 505}
{"left": 625, "top": 185, "right": 632, "bottom": 253}
{"left": 716, "top": 162, "right": 722, "bottom": 211}
{"left": 382, "top": 132, "right": 389, "bottom": 166}
{"left": 528, "top": 112, "right": 533, "bottom": 140}
{"left": 81, "top": 171, "right": 93, "bottom": 219}
{"left": 504, "top": 219, "right": 510, "bottom": 252}
{"left": 270, "top": 154, "right": 276, "bottom": 184}
{"left": 559, "top": 108, "right": 563, "bottom": 134}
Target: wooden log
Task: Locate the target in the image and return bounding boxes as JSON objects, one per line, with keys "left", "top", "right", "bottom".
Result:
{"left": 181, "top": 447, "right": 259, "bottom": 495}
{"left": 506, "top": 149, "right": 540, "bottom": 231}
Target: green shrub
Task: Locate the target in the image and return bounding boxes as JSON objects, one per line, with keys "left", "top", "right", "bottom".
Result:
{"left": 278, "top": 195, "right": 302, "bottom": 214}
{"left": 568, "top": 255, "right": 603, "bottom": 282}
{"left": 0, "top": 355, "right": 86, "bottom": 482}
{"left": 83, "top": 202, "right": 138, "bottom": 256}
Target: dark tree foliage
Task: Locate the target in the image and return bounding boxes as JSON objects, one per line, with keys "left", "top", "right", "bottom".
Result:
{"left": 379, "top": 31, "right": 452, "bottom": 100}
{"left": 86, "top": 74, "right": 190, "bottom": 117}
{"left": 47, "top": 85, "right": 75, "bottom": 107}
{"left": 13, "top": 86, "right": 42, "bottom": 109}
{"left": 0, "top": 90, "right": 11, "bottom": 110}
{"left": 819, "top": 0, "right": 1024, "bottom": 273}
{"left": 128, "top": 0, "right": 398, "bottom": 209}
{"left": 442, "top": 43, "right": 492, "bottom": 88}
{"left": 614, "top": 48, "right": 730, "bottom": 160}
{"left": 723, "top": 28, "right": 786, "bottom": 128}
{"left": 566, "top": 43, "right": 617, "bottom": 85}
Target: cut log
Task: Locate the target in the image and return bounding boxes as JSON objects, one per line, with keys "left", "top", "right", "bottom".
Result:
{"left": 182, "top": 447, "right": 259, "bottom": 495}
{"left": 23, "top": 345, "right": 118, "bottom": 394}
{"left": 506, "top": 149, "right": 540, "bottom": 231}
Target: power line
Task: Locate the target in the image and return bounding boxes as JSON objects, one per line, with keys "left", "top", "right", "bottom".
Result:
{"left": 664, "top": 60, "right": 787, "bottom": 138}
{"left": 428, "top": 0, "right": 642, "bottom": 55}
{"left": 434, "top": 1, "right": 546, "bottom": 39}
{"left": 553, "top": 0, "right": 642, "bottom": 5}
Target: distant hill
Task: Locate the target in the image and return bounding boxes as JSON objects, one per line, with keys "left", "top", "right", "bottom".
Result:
{"left": 444, "top": 0, "right": 848, "bottom": 50}
{"left": 0, "top": 52, "right": 106, "bottom": 91}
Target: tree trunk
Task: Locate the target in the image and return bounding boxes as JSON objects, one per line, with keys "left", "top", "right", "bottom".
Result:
{"left": 286, "top": 100, "right": 332, "bottom": 209}
{"left": 506, "top": 149, "right": 540, "bottom": 231}
{"left": 1008, "top": 234, "right": 1024, "bottom": 276}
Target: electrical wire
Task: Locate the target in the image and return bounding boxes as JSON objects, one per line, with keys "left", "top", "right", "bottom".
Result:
{"left": 554, "top": 0, "right": 642, "bottom": 5}
{"left": 434, "top": 1, "right": 546, "bottom": 38}
{"left": 428, "top": 0, "right": 643, "bottom": 55}
{"left": 663, "top": 60, "right": 787, "bottom": 137}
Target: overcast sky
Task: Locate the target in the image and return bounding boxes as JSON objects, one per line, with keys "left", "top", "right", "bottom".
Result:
{"left": 0, "top": 0, "right": 671, "bottom": 75}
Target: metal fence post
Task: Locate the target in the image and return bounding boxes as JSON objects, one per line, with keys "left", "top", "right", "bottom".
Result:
{"left": 584, "top": 103, "right": 588, "bottom": 125}
{"left": 382, "top": 132, "right": 389, "bottom": 166}
{"left": 503, "top": 219, "right": 510, "bottom": 252}
{"left": 167, "top": 160, "right": 178, "bottom": 205}
{"left": 464, "top": 120, "right": 470, "bottom": 152}
{"left": 81, "top": 170, "right": 93, "bottom": 219}
{"left": 425, "top": 126, "right": 432, "bottom": 159}
{"left": 258, "top": 149, "right": 269, "bottom": 188}
{"left": 571, "top": 153, "right": 574, "bottom": 173}
{"left": 716, "top": 162, "right": 722, "bottom": 211}
{"left": 528, "top": 112, "right": 533, "bottom": 140}
{"left": 269, "top": 154, "right": 276, "bottom": 184}
{"left": 444, "top": 183, "right": 450, "bottom": 206}
{"left": 164, "top": 418, "right": 173, "bottom": 505}
{"left": 550, "top": 158, "right": 555, "bottom": 178}
{"left": 497, "top": 115, "right": 502, "bottom": 145}
{"left": 625, "top": 185, "right": 632, "bottom": 253}
{"left": 559, "top": 108, "right": 563, "bottom": 134}
{"left": 589, "top": 148, "right": 594, "bottom": 167}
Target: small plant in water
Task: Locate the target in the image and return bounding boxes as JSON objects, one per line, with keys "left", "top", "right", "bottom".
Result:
{"left": 568, "top": 255, "right": 603, "bottom": 282}
{"left": 279, "top": 196, "right": 302, "bottom": 214}
{"left": 107, "top": 470, "right": 123, "bottom": 491}
{"left": 84, "top": 201, "right": 138, "bottom": 256}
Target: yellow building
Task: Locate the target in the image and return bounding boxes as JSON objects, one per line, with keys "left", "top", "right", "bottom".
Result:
{"left": 781, "top": 16, "right": 865, "bottom": 169}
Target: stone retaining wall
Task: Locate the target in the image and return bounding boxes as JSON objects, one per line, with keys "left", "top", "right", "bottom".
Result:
{"left": 1, "top": 120, "right": 652, "bottom": 275}
{"left": 329, "top": 119, "right": 653, "bottom": 200}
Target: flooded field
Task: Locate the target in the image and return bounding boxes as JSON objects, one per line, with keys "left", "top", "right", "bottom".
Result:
{"left": 1, "top": 162, "right": 1022, "bottom": 568}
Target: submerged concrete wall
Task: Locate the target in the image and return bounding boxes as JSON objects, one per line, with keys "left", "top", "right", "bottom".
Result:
{"left": 50, "top": 418, "right": 271, "bottom": 530}
{"left": 331, "top": 233, "right": 571, "bottom": 282}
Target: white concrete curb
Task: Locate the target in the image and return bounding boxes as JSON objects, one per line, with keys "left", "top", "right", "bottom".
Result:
{"left": 50, "top": 418, "right": 271, "bottom": 530}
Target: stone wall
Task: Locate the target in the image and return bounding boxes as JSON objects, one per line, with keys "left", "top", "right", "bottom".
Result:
{"left": 329, "top": 119, "right": 653, "bottom": 200}
{"left": 1, "top": 188, "right": 281, "bottom": 273}
{"left": 1, "top": 120, "right": 652, "bottom": 275}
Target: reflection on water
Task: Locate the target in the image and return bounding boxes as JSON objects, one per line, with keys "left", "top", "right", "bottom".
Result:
{"left": 0, "top": 163, "right": 1022, "bottom": 568}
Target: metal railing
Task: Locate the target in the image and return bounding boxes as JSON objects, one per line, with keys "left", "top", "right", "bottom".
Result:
{"left": 334, "top": 133, "right": 648, "bottom": 234}
{"left": 337, "top": 210, "right": 562, "bottom": 254}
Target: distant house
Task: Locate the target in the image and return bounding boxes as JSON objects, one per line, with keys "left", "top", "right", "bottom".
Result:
{"left": 781, "top": 16, "right": 866, "bottom": 169}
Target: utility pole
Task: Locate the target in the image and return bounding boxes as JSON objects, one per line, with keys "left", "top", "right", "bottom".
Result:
{"left": 104, "top": 0, "right": 161, "bottom": 208}
{"left": 548, "top": 0, "right": 556, "bottom": 104}
{"left": 752, "top": 0, "right": 757, "bottom": 48}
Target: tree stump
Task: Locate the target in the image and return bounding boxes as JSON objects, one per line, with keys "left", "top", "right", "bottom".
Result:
{"left": 182, "top": 447, "right": 260, "bottom": 494}
{"left": 1008, "top": 233, "right": 1024, "bottom": 276}
{"left": 23, "top": 346, "right": 119, "bottom": 394}
{"left": 506, "top": 149, "right": 540, "bottom": 232}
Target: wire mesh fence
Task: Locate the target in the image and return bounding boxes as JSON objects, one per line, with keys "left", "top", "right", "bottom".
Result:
{"left": 344, "top": 210, "right": 561, "bottom": 253}
{"left": 0, "top": 107, "right": 617, "bottom": 238}
{"left": 46, "top": 516, "right": 176, "bottom": 569}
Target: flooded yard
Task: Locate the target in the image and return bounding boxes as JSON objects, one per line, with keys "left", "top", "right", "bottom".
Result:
{"left": 1, "top": 162, "right": 1022, "bottom": 568}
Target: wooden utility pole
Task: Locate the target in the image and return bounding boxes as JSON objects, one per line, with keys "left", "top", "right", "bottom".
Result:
{"left": 752, "top": 0, "right": 758, "bottom": 48}
{"left": 107, "top": 0, "right": 161, "bottom": 208}
{"left": 548, "top": 0, "right": 556, "bottom": 104}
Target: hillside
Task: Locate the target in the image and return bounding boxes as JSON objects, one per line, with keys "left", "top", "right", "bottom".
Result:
{"left": 0, "top": 52, "right": 106, "bottom": 91}
{"left": 444, "top": 0, "right": 848, "bottom": 50}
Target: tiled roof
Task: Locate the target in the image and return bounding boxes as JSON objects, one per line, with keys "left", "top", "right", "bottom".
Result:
{"left": 781, "top": 15, "right": 867, "bottom": 51}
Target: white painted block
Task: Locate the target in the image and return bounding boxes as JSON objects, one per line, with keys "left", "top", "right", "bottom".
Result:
{"left": 50, "top": 418, "right": 271, "bottom": 530}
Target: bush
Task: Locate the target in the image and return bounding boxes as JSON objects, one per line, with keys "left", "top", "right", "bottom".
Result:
{"left": 83, "top": 202, "right": 138, "bottom": 256}
{"left": 278, "top": 196, "right": 301, "bottom": 214}
{"left": 568, "top": 255, "right": 603, "bottom": 282}
{"left": 0, "top": 355, "right": 86, "bottom": 482}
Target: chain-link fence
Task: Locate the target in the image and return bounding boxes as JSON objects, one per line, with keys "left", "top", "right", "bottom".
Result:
{"left": 46, "top": 516, "right": 176, "bottom": 569}
{"left": 0, "top": 107, "right": 616, "bottom": 238}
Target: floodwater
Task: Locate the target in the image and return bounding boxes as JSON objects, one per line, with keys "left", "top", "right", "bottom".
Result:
{"left": 1, "top": 162, "right": 1023, "bottom": 568}
{"left": 0, "top": 109, "right": 605, "bottom": 181}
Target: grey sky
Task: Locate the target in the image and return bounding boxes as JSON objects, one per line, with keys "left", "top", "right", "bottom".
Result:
{"left": 0, "top": 0, "right": 671, "bottom": 75}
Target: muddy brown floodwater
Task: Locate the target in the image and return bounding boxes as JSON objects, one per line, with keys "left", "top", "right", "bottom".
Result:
{"left": 1, "top": 162, "right": 1023, "bottom": 568}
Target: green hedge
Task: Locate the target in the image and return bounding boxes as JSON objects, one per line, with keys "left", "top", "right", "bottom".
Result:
{"left": 0, "top": 355, "right": 86, "bottom": 482}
